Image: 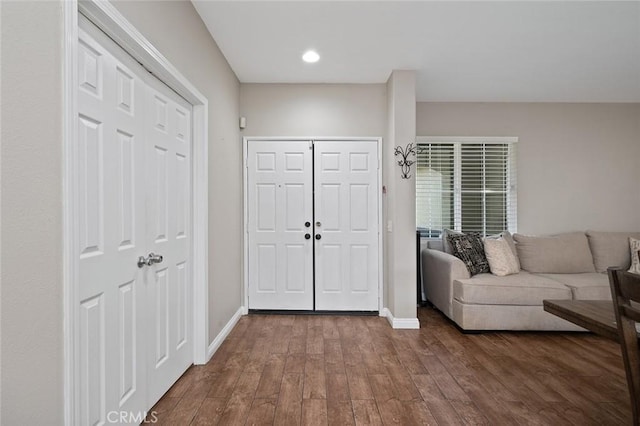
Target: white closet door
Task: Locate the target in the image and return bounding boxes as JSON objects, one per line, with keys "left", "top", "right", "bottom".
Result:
{"left": 144, "top": 78, "right": 193, "bottom": 406}
{"left": 77, "top": 20, "right": 147, "bottom": 424}
{"left": 77, "top": 15, "right": 194, "bottom": 422}
{"left": 314, "top": 141, "right": 379, "bottom": 311}
{"left": 247, "top": 141, "right": 314, "bottom": 310}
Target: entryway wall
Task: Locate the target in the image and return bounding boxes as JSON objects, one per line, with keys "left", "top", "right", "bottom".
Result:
{"left": 240, "top": 84, "right": 387, "bottom": 302}
{"left": 239, "top": 81, "right": 418, "bottom": 327}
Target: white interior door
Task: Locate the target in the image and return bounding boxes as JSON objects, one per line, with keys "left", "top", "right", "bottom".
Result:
{"left": 246, "top": 139, "right": 379, "bottom": 311}
{"left": 77, "top": 16, "right": 192, "bottom": 423}
{"left": 145, "top": 76, "right": 193, "bottom": 405}
{"left": 314, "top": 141, "right": 379, "bottom": 311}
{"left": 247, "top": 141, "right": 314, "bottom": 310}
{"left": 77, "top": 21, "right": 148, "bottom": 425}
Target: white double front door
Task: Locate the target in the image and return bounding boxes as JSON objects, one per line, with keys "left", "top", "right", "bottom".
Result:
{"left": 247, "top": 140, "right": 379, "bottom": 311}
{"left": 77, "top": 16, "right": 192, "bottom": 424}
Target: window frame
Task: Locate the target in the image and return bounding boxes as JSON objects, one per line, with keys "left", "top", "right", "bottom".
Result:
{"left": 416, "top": 136, "right": 518, "bottom": 237}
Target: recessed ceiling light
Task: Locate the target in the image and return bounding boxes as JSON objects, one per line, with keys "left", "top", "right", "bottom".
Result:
{"left": 302, "top": 50, "right": 320, "bottom": 63}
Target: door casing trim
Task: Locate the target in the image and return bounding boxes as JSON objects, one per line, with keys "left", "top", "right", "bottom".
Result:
{"left": 242, "top": 137, "right": 384, "bottom": 314}
{"left": 63, "top": 2, "right": 209, "bottom": 424}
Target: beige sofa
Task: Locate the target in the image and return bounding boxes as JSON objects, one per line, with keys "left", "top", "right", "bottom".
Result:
{"left": 421, "top": 231, "right": 640, "bottom": 331}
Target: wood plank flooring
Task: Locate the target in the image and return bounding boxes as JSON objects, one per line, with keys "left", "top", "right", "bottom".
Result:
{"left": 149, "top": 307, "right": 631, "bottom": 425}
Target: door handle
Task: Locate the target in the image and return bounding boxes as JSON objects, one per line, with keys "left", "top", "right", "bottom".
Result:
{"left": 315, "top": 234, "right": 322, "bottom": 240}
{"left": 137, "top": 252, "right": 164, "bottom": 268}
{"left": 305, "top": 233, "right": 311, "bottom": 240}
{"left": 305, "top": 221, "right": 311, "bottom": 228}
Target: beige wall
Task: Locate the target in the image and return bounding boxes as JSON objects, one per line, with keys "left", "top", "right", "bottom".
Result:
{"left": 240, "top": 83, "right": 388, "bottom": 308}
{"left": 112, "top": 0, "right": 243, "bottom": 344}
{"left": 417, "top": 102, "right": 640, "bottom": 234}
{"left": 385, "top": 71, "right": 417, "bottom": 320}
{"left": 1, "top": 2, "right": 64, "bottom": 423}
{"left": 1, "top": 1, "right": 241, "bottom": 423}
{"left": 240, "top": 83, "right": 387, "bottom": 136}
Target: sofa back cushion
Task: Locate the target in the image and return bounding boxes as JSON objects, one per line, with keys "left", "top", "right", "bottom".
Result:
{"left": 586, "top": 231, "right": 640, "bottom": 273}
{"left": 427, "top": 239, "right": 444, "bottom": 251}
{"left": 514, "top": 232, "right": 595, "bottom": 273}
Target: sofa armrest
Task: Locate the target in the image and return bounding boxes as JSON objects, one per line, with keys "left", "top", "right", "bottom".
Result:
{"left": 421, "top": 248, "right": 470, "bottom": 318}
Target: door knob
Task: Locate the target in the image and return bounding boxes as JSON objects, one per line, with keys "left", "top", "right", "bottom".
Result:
{"left": 305, "top": 233, "right": 311, "bottom": 239}
{"left": 316, "top": 221, "right": 321, "bottom": 227}
{"left": 315, "top": 234, "right": 322, "bottom": 240}
{"left": 137, "top": 252, "right": 164, "bottom": 268}
{"left": 305, "top": 221, "right": 311, "bottom": 228}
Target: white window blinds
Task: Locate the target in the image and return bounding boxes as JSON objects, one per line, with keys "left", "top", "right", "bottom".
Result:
{"left": 416, "top": 137, "right": 517, "bottom": 237}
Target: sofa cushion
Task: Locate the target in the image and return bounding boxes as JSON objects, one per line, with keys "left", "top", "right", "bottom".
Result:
{"left": 427, "top": 239, "right": 443, "bottom": 251}
{"left": 514, "top": 232, "right": 595, "bottom": 273}
{"left": 586, "top": 231, "right": 640, "bottom": 273}
{"left": 453, "top": 271, "right": 572, "bottom": 306}
{"left": 538, "top": 273, "right": 611, "bottom": 300}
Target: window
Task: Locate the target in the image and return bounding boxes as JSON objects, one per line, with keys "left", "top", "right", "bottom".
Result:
{"left": 416, "top": 137, "right": 517, "bottom": 237}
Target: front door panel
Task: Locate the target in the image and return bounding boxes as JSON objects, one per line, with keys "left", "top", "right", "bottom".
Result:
{"left": 247, "top": 141, "right": 314, "bottom": 310}
{"left": 314, "top": 141, "right": 379, "bottom": 311}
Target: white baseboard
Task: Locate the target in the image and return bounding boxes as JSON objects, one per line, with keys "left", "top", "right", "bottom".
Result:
{"left": 381, "top": 307, "right": 420, "bottom": 329}
{"left": 206, "top": 306, "right": 245, "bottom": 361}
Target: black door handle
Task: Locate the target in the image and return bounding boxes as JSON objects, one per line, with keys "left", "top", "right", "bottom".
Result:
{"left": 315, "top": 234, "right": 322, "bottom": 240}
{"left": 305, "top": 233, "right": 311, "bottom": 240}
{"left": 305, "top": 221, "right": 311, "bottom": 228}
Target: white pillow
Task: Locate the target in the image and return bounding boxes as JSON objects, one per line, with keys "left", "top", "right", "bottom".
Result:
{"left": 483, "top": 237, "right": 520, "bottom": 276}
{"left": 628, "top": 237, "right": 640, "bottom": 275}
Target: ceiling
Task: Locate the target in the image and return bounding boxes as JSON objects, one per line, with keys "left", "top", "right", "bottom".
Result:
{"left": 192, "top": 1, "right": 640, "bottom": 102}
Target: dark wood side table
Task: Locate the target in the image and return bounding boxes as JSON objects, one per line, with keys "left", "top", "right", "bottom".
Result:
{"left": 543, "top": 299, "right": 620, "bottom": 342}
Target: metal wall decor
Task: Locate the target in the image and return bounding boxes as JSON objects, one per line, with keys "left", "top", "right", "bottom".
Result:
{"left": 394, "top": 143, "right": 418, "bottom": 179}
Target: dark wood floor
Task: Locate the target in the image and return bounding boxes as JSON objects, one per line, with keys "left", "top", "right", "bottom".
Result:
{"left": 149, "top": 306, "right": 631, "bottom": 425}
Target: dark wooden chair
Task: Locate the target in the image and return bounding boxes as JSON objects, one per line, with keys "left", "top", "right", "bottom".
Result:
{"left": 608, "top": 266, "right": 640, "bottom": 425}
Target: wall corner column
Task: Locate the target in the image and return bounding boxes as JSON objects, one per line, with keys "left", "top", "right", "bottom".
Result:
{"left": 383, "top": 70, "right": 418, "bottom": 328}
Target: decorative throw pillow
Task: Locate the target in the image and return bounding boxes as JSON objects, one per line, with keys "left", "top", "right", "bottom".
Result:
{"left": 447, "top": 233, "right": 490, "bottom": 276}
{"left": 628, "top": 237, "right": 640, "bottom": 275}
{"left": 483, "top": 237, "right": 520, "bottom": 276}
{"left": 485, "top": 230, "right": 521, "bottom": 270}
{"left": 442, "top": 228, "right": 463, "bottom": 255}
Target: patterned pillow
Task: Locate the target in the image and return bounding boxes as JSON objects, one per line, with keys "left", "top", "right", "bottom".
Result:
{"left": 629, "top": 237, "right": 640, "bottom": 275}
{"left": 483, "top": 237, "right": 520, "bottom": 276}
{"left": 447, "top": 233, "right": 490, "bottom": 276}
{"left": 442, "top": 228, "right": 463, "bottom": 254}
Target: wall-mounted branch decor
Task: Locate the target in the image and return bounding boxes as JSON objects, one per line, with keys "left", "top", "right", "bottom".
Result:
{"left": 394, "top": 143, "right": 418, "bottom": 179}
